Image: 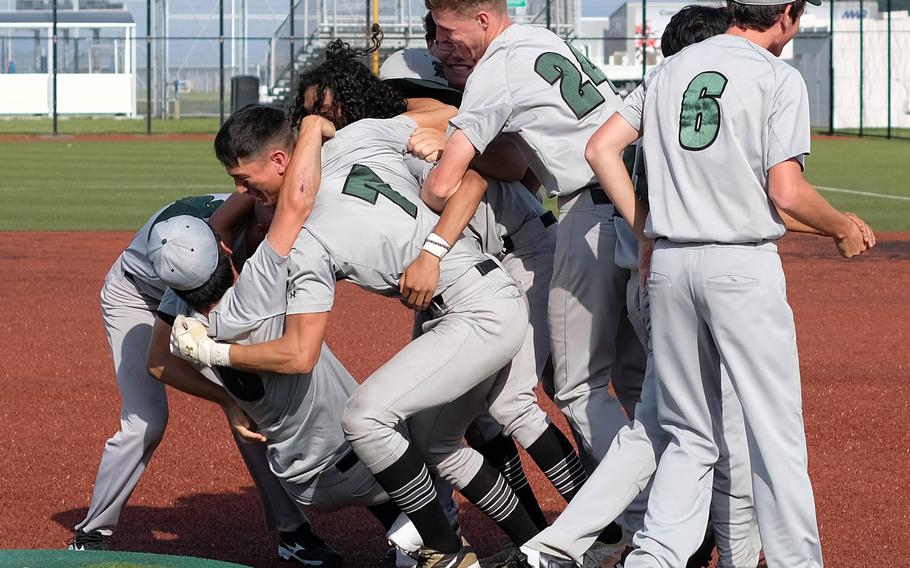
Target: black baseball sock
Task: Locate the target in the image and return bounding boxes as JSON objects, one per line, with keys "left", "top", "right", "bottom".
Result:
{"left": 467, "top": 432, "right": 548, "bottom": 530}
{"left": 372, "top": 447, "right": 460, "bottom": 553}
{"left": 367, "top": 500, "right": 403, "bottom": 531}
{"left": 458, "top": 460, "right": 539, "bottom": 546}
{"left": 525, "top": 423, "right": 588, "bottom": 502}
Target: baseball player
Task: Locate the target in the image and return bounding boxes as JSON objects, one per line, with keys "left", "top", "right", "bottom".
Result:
{"left": 518, "top": 7, "right": 769, "bottom": 567}
{"left": 289, "top": 42, "right": 595, "bottom": 539}
{"left": 579, "top": 0, "right": 874, "bottom": 565}
{"left": 379, "top": 46, "right": 564, "bottom": 537}
{"left": 69, "top": 188, "right": 340, "bottom": 565}
{"left": 172, "top": 112, "right": 550, "bottom": 568}
{"left": 423, "top": 0, "right": 647, "bottom": 479}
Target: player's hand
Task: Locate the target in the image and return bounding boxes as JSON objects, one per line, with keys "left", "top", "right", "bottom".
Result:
{"left": 399, "top": 250, "right": 441, "bottom": 311}
{"left": 407, "top": 127, "right": 446, "bottom": 163}
{"left": 834, "top": 216, "right": 869, "bottom": 258}
{"left": 170, "top": 315, "right": 232, "bottom": 367}
{"left": 224, "top": 402, "right": 266, "bottom": 444}
{"left": 845, "top": 212, "right": 876, "bottom": 248}
{"left": 638, "top": 237, "right": 655, "bottom": 291}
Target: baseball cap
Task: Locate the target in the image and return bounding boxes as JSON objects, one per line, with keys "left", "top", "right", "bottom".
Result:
{"left": 147, "top": 215, "right": 219, "bottom": 291}
{"left": 380, "top": 48, "right": 463, "bottom": 106}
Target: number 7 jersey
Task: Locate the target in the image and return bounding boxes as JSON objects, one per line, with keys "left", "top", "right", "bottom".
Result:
{"left": 619, "top": 34, "right": 812, "bottom": 243}
{"left": 284, "top": 115, "right": 488, "bottom": 315}
{"left": 450, "top": 24, "right": 623, "bottom": 197}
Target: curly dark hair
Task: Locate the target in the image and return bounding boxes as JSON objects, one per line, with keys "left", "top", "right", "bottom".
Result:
{"left": 288, "top": 25, "right": 407, "bottom": 130}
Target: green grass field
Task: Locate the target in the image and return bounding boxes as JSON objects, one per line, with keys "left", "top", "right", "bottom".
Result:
{"left": 0, "top": 134, "right": 907, "bottom": 231}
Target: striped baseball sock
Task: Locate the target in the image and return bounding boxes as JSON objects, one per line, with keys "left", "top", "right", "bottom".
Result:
{"left": 458, "top": 460, "right": 539, "bottom": 546}
{"left": 525, "top": 423, "right": 588, "bottom": 502}
{"left": 373, "top": 447, "right": 460, "bottom": 554}
{"left": 468, "top": 433, "right": 548, "bottom": 530}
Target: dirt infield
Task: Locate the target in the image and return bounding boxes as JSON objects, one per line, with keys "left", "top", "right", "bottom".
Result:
{"left": 0, "top": 231, "right": 906, "bottom": 567}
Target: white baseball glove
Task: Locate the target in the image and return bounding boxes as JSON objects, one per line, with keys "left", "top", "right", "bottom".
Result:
{"left": 170, "top": 314, "right": 232, "bottom": 368}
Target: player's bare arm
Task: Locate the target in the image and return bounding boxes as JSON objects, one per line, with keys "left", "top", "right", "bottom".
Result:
{"left": 148, "top": 317, "right": 266, "bottom": 443}
{"left": 399, "top": 168, "right": 489, "bottom": 310}
{"left": 421, "top": 128, "right": 476, "bottom": 207}
{"left": 403, "top": 97, "right": 458, "bottom": 132}
{"left": 225, "top": 311, "right": 330, "bottom": 376}
{"left": 767, "top": 159, "right": 874, "bottom": 257}
{"left": 585, "top": 113, "right": 649, "bottom": 239}
{"left": 269, "top": 115, "right": 336, "bottom": 256}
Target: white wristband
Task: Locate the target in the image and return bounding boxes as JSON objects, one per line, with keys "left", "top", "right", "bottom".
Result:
{"left": 422, "top": 240, "right": 449, "bottom": 259}
{"left": 211, "top": 341, "right": 232, "bottom": 368}
{"left": 422, "top": 232, "right": 451, "bottom": 259}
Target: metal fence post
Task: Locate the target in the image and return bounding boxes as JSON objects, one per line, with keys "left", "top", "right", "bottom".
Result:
{"left": 828, "top": 0, "right": 834, "bottom": 135}
{"left": 146, "top": 0, "right": 152, "bottom": 134}
{"left": 290, "top": 0, "right": 295, "bottom": 79}
{"left": 859, "top": 0, "right": 863, "bottom": 136}
{"left": 52, "top": 0, "right": 57, "bottom": 135}
{"left": 887, "top": 0, "right": 892, "bottom": 139}
{"left": 641, "top": 0, "right": 647, "bottom": 81}
{"left": 219, "top": 0, "right": 225, "bottom": 125}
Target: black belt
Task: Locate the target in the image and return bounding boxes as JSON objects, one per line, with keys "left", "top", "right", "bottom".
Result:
{"left": 431, "top": 258, "right": 500, "bottom": 310}
{"left": 334, "top": 450, "right": 358, "bottom": 473}
{"left": 577, "top": 183, "right": 612, "bottom": 205}
{"left": 502, "top": 211, "right": 558, "bottom": 255}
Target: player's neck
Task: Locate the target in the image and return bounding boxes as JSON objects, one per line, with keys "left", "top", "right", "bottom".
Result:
{"left": 725, "top": 27, "right": 786, "bottom": 57}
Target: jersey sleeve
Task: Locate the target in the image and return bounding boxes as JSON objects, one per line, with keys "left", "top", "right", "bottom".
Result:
{"left": 766, "top": 68, "right": 811, "bottom": 170}
{"left": 618, "top": 83, "right": 645, "bottom": 131}
{"left": 207, "top": 238, "right": 290, "bottom": 341}
{"left": 286, "top": 230, "right": 337, "bottom": 315}
{"left": 156, "top": 288, "right": 188, "bottom": 325}
{"left": 449, "top": 48, "right": 515, "bottom": 154}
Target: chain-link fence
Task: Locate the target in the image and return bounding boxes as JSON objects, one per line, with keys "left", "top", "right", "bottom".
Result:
{"left": 0, "top": 0, "right": 907, "bottom": 139}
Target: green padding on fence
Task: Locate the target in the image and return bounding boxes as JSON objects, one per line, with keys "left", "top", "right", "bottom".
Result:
{"left": 0, "top": 550, "right": 250, "bottom": 568}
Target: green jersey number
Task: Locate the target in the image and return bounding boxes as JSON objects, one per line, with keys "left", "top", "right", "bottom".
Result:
{"left": 342, "top": 164, "right": 418, "bottom": 219}
{"left": 678, "top": 71, "right": 728, "bottom": 151}
{"left": 535, "top": 43, "right": 614, "bottom": 120}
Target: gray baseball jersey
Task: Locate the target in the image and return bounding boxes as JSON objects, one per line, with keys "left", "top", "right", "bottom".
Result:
{"left": 618, "top": 34, "right": 811, "bottom": 243}
{"left": 284, "top": 115, "right": 488, "bottom": 312}
{"left": 120, "top": 193, "right": 232, "bottom": 299}
{"left": 160, "top": 239, "right": 360, "bottom": 485}
{"left": 450, "top": 24, "right": 623, "bottom": 196}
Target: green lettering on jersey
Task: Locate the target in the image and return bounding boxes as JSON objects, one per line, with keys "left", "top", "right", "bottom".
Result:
{"left": 534, "top": 43, "right": 615, "bottom": 120}
{"left": 341, "top": 164, "right": 418, "bottom": 219}
{"left": 153, "top": 195, "right": 225, "bottom": 226}
{"left": 678, "top": 71, "right": 728, "bottom": 151}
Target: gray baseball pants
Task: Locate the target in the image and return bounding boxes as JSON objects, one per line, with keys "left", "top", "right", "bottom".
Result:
{"left": 77, "top": 260, "right": 307, "bottom": 534}
{"left": 342, "top": 264, "right": 529, "bottom": 488}
{"left": 625, "top": 241, "right": 822, "bottom": 568}
{"left": 528, "top": 294, "right": 760, "bottom": 566}
{"left": 549, "top": 189, "right": 645, "bottom": 467}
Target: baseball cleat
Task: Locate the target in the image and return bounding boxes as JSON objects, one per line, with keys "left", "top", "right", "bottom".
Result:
{"left": 416, "top": 537, "right": 480, "bottom": 568}
{"left": 479, "top": 543, "right": 517, "bottom": 567}
{"left": 67, "top": 529, "right": 112, "bottom": 551}
{"left": 582, "top": 530, "right": 629, "bottom": 567}
{"left": 278, "top": 523, "right": 343, "bottom": 567}
{"left": 518, "top": 545, "right": 578, "bottom": 567}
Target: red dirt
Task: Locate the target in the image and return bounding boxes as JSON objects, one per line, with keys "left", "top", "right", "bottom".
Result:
{"left": 0, "top": 231, "right": 906, "bottom": 567}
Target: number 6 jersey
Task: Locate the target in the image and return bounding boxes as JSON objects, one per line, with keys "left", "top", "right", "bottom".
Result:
{"left": 450, "top": 24, "right": 623, "bottom": 197}
{"left": 618, "top": 34, "right": 812, "bottom": 243}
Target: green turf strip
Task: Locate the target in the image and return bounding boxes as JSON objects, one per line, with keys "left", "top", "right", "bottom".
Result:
{"left": 0, "top": 550, "right": 249, "bottom": 568}
{"left": 0, "top": 134, "right": 907, "bottom": 231}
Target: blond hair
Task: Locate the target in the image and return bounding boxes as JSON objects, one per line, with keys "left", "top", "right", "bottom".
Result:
{"left": 425, "top": 0, "right": 506, "bottom": 16}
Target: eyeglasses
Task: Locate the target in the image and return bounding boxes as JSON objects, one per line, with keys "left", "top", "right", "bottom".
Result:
{"left": 430, "top": 38, "right": 456, "bottom": 52}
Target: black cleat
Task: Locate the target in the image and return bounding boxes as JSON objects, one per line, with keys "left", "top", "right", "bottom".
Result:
{"left": 67, "top": 529, "right": 111, "bottom": 551}
{"left": 278, "top": 523, "right": 343, "bottom": 567}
